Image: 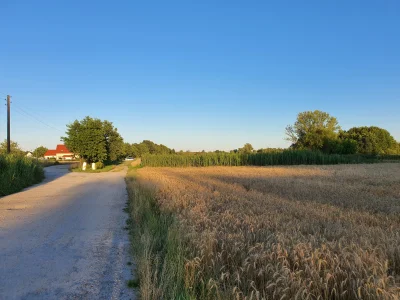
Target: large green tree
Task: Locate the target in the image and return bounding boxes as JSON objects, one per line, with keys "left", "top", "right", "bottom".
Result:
{"left": 33, "top": 146, "right": 48, "bottom": 158}
{"left": 286, "top": 110, "right": 341, "bottom": 150}
{"left": 62, "top": 116, "right": 124, "bottom": 163}
{"left": 342, "top": 126, "right": 396, "bottom": 154}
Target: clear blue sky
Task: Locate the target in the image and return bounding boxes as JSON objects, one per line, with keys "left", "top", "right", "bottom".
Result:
{"left": 1, "top": 1, "right": 399, "bottom": 151}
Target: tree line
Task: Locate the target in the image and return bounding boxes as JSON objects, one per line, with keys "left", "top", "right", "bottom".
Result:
{"left": 0, "top": 140, "right": 48, "bottom": 158}
{"left": 61, "top": 111, "right": 399, "bottom": 164}
{"left": 123, "top": 140, "right": 175, "bottom": 158}
{"left": 285, "top": 110, "right": 399, "bottom": 155}
{"left": 62, "top": 116, "right": 175, "bottom": 164}
{"left": 4, "top": 110, "right": 399, "bottom": 164}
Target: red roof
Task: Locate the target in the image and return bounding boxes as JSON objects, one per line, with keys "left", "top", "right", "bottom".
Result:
{"left": 44, "top": 145, "right": 72, "bottom": 156}
{"left": 56, "top": 144, "right": 71, "bottom": 153}
{"left": 44, "top": 150, "right": 57, "bottom": 156}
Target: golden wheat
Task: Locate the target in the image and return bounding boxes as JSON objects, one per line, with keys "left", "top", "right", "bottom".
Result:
{"left": 135, "top": 163, "right": 400, "bottom": 299}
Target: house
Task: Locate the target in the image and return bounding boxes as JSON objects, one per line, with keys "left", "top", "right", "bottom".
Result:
{"left": 25, "top": 151, "right": 33, "bottom": 158}
{"left": 44, "top": 144, "right": 75, "bottom": 160}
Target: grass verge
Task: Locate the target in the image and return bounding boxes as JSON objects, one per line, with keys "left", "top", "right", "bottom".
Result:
{"left": 125, "top": 168, "right": 191, "bottom": 300}
{"left": 70, "top": 164, "right": 116, "bottom": 173}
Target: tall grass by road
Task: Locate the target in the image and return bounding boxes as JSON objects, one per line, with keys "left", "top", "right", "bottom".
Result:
{"left": 126, "top": 164, "right": 400, "bottom": 299}
{"left": 141, "top": 151, "right": 399, "bottom": 167}
{"left": 0, "top": 155, "right": 44, "bottom": 196}
{"left": 126, "top": 171, "right": 188, "bottom": 299}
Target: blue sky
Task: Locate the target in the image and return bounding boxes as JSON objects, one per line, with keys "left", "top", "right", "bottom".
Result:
{"left": 1, "top": 1, "right": 399, "bottom": 151}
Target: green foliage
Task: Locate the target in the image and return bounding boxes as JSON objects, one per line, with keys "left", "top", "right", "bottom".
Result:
{"left": 124, "top": 140, "right": 174, "bottom": 158}
{"left": 0, "top": 155, "right": 44, "bottom": 196}
{"left": 0, "top": 140, "right": 24, "bottom": 156}
{"left": 33, "top": 146, "right": 48, "bottom": 158}
{"left": 387, "top": 142, "right": 400, "bottom": 155}
{"left": 95, "top": 161, "right": 104, "bottom": 169}
{"left": 339, "top": 138, "right": 358, "bottom": 154}
{"left": 256, "top": 148, "right": 285, "bottom": 153}
{"left": 342, "top": 126, "right": 397, "bottom": 154}
{"left": 285, "top": 111, "right": 398, "bottom": 156}
{"left": 286, "top": 110, "right": 340, "bottom": 150}
{"left": 321, "top": 138, "right": 358, "bottom": 154}
{"left": 141, "top": 151, "right": 375, "bottom": 167}
{"left": 62, "top": 116, "right": 124, "bottom": 163}
{"left": 103, "top": 120, "right": 125, "bottom": 161}
{"left": 238, "top": 143, "right": 254, "bottom": 154}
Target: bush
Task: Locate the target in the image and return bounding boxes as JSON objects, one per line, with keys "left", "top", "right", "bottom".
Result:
{"left": 95, "top": 161, "right": 104, "bottom": 169}
{"left": 0, "top": 155, "right": 44, "bottom": 196}
{"left": 322, "top": 138, "right": 358, "bottom": 154}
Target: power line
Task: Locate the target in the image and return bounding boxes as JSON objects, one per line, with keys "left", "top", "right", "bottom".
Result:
{"left": 13, "top": 106, "right": 63, "bottom": 132}
{"left": 12, "top": 101, "right": 64, "bottom": 132}
{"left": 13, "top": 101, "right": 53, "bottom": 123}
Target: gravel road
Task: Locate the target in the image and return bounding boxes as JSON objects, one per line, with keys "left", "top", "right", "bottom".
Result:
{"left": 0, "top": 165, "right": 135, "bottom": 300}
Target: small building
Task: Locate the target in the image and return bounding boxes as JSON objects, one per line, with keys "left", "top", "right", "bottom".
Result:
{"left": 25, "top": 151, "right": 33, "bottom": 158}
{"left": 44, "top": 144, "right": 75, "bottom": 160}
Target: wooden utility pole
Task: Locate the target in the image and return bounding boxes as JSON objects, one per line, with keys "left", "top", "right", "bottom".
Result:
{"left": 7, "top": 95, "right": 10, "bottom": 153}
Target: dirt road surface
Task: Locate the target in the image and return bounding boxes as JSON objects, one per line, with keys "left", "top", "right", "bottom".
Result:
{"left": 0, "top": 165, "right": 135, "bottom": 300}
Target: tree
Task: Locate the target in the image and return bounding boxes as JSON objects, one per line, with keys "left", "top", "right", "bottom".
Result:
{"left": 130, "top": 144, "right": 140, "bottom": 157}
{"left": 103, "top": 120, "right": 125, "bottom": 162}
{"left": 0, "top": 140, "right": 24, "bottom": 155}
{"left": 342, "top": 126, "right": 396, "bottom": 154}
{"left": 286, "top": 110, "right": 340, "bottom": 150}
{"left": 142, "top": 140, "right": 158, "bottom": 154}
{"left": 62, "top": 116, "right": 124, "bottom": 163}
{"left": 122, "top": 140, "right": 174, "bottom": 158}
{"left": 238, "top": 143, "right": 254, "bottom": 154}
{"left": 136, "top": 143, "right": 149, "bottom": 156}
{"left": 33, "top": 146, "right": 48, "bottom": 158}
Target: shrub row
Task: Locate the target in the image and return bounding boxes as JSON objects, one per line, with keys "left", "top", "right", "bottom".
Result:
{"left": 0, "top": 155, "right": 45, "bottom": 196}
{"left": 141, "top": 151, "right": 398, "bottom": 167}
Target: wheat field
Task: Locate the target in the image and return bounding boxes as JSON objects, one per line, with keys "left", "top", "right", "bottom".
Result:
{"left": 131, "top": 163, "right": 400, "bottom": 299}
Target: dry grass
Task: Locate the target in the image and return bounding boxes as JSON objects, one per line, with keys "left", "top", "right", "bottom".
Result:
{"left": 132, "top": 163, "right": 400, "bottom": 299}
{"left": 131, "top": 158, "right": 141, "bottom": 167}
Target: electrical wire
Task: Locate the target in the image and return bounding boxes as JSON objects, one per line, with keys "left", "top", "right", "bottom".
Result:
{"left": 13, "top": 106, "right": 63, "bottom": 132}
{"left": 12, "top": 101, "right": 63, "bottom": 131}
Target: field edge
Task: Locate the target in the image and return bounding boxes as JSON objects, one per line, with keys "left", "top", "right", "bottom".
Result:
{"left": 125, "top": 168, "right": 194, "bottom": 300}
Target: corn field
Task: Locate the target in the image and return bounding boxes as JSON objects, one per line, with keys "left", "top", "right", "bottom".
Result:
{"left": 127, "top": 164, "right": 400, "bottom": 299}
{"left": 0, "top": 155, "right": 44, "bottom": 196}
{"left": 140, "top": 151, "right": 386, "bottom": 167}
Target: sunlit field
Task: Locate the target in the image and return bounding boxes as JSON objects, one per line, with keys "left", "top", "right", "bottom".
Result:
{"left": 127, "top": 163, "right": 400, "bottom": 299}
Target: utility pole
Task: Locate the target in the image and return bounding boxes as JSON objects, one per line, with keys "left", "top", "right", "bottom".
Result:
{"left": 7, "top": 95, "right": 10, "bottom": 153}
